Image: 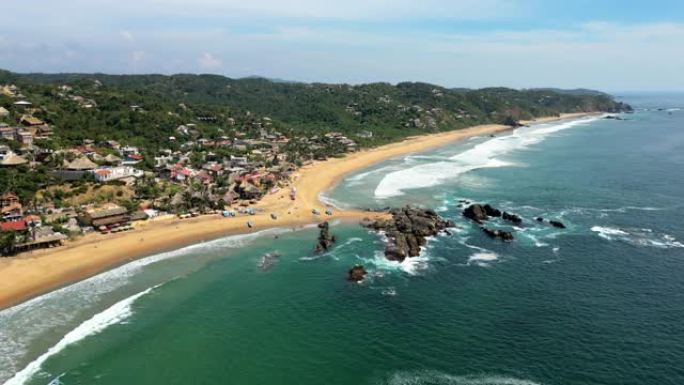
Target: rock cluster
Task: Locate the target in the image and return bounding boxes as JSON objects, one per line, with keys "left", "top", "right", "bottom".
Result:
{"left": 462, "top": 203, "right": 523, "bottom": 242}
{"left": 362, "top": 206, "right": 454, "bottom": 262}
{"left": 347, "top": 265, "right": 368, "bottom": 282}
{"left": 536, "top": 217, "right": 567, "bottom": 229}
{"left": 463, "top": 203, "right": 521, "bottom": 225}
{"left": 482, "top": 228, "right": 514, "bottom": 241}
{"left": 315, "top": 221, "right": 336, "bottom": 252}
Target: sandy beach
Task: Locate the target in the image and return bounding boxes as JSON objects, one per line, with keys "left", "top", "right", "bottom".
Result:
{"left": 0, "top": 113, "right": 592, "bottom": 309}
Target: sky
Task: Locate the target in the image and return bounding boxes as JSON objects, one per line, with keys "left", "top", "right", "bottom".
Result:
{"left": 1, "top": 0, "right": 683, "bottom": 91}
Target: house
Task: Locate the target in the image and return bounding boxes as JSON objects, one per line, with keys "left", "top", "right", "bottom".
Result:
{"left": 23, "top": 215, "right": 42, "bottom": 228}
{"left": 0, "top": 152, "right": 28, "bottom": 167}
{"left": 53, "top": 156, "right": 98, "bottom": 180}
{"left": 123, "top": 153, "right": 143, "bottom": 165}
{"left": 66, "top": 157, "right": 98, "bottom": 171}
{"left": 79, "top": 203, "right": 129, "bottom": 228}
{"left": 13, "top": 100, "right": 32, "bottom": 107}
{"left": 104, "top": 154, "right": 123, "bottom": 165}
{"left": 154, "top": 154, "right": 174, "bottom": 168}
{"left": 92, "top": 166, "right": 144, "bottom": 183}
{"left": 237, "top": 182, "right": 262, "bottom": 200}
{"left": 0, "top": 220, "right": 27, "bottom": 232}
{"left": 230, "top": 156, "right": 249, "bottom": 168}
{"left": 0, "top": 125, "right": 16, "bottom": 140}
{"left": 1, "top": 193, "right": 23, "bottom": 222}
{"left": 19, "top": 115, "right": 45, "bottom": 126}
{"left": 16, "top": 131, "right": 33, "bottom": 147}
{"left": 34, "top": 125, "right": 53, "bottom": 138}
{"left": 120, "top": 145, "right": 139, "bottom": 156}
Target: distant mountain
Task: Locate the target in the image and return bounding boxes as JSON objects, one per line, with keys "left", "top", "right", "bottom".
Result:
{"left": 529, "top": 88, "right": 611, "bottom": 97}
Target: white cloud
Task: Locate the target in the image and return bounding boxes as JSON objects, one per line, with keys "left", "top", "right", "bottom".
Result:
{"left": 120, "top": 30, "right": 134, "bottom": 42}
{"left": 198, "top": 52, "right": 222, "bottom": 71}
{"left": 143, "top": 0, "right": 522, "bottom": 20}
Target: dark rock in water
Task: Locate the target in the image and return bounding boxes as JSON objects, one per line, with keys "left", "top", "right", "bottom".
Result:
{"left": 482, "top": 227, "right": 514, "bottom": 241}
{"left": 502, "top": 211, "right": 523, "bottom": 224}
{"left": 604, "top": 115, "right": 624, "bottom": 120}
{"left": 347, "top": 265, "right": 368, "bottom": 282}
{"left": 483, "top": 204, "right": 502, "bottom": 218}
{"left": 463, "top": 204, "right": 488, "bottom": 223}
{"left": 363, "top": 206, "right": 453, "bottom": 262}
{"left": 536, "top": 217, "right": 544, "bottom": 222}
{"left": 316, "top": 221, "right": 336, "bottom": 251}
{"left": 549, "top": 220, "right": 566, "bottom": 229}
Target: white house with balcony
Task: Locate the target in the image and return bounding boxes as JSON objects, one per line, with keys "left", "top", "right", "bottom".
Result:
{"left": 92, "top": 166, "right": 144, "bottom": 183}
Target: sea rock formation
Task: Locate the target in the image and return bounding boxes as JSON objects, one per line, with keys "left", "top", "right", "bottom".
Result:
{"left": 549, "top": 220, "right": 566, "bottom": 229}
{"left": 502, "top": 211, "right": 523, "bottom": 224}
{"left": 535, "top": 217, "right": 566, "bottom": 229}
{"left": 362, "top": 206, "right": 454, "bottom": 262}
{"left": 347, "top": 265, "right": 368, "bottom": 282}
{"left": 315, "top": 221, "right": 336, "bottom": 252}
{"left": 463, "top": 203, "right": 522, "bottom": 225}
{"left": 463, "top": 204, "right": 489, "bottom": 223}
{"left": 482, "top": 227, "right": 514, "bottom": 241}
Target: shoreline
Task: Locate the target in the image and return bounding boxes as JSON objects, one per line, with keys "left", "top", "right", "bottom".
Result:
{"left": 0, "top": 112, "right": 595, "bottom": 310}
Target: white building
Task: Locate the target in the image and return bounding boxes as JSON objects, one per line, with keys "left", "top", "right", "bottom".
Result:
{"left": 92, "top": 166, "right": 144, "bottom": 183}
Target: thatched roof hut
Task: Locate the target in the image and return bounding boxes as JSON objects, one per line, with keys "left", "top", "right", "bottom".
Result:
{"left": 66, "top": 157, "right": 98, "bottom": 171}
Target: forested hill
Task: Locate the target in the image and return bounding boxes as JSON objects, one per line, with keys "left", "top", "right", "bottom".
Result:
{"left": 0, "top": 69, "right": 631, "bottom": 148}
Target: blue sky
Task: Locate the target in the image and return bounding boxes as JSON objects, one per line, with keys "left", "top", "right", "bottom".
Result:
{"left": 1, "top": 0, "right": 683, "bottom": 91}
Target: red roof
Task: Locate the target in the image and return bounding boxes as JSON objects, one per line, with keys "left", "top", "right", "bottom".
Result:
{"left": 1, "top": 220, "right": 27, "bottom": 232}
{"left": 128, "top": 154, "right": 144, "bottom": 160}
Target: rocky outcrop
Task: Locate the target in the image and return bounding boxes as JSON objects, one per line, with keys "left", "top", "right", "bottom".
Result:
{"left": 315, "top": 221, "right": 336, "bottom": 252}
{"left": 502, "top": 211, "right": 522, "bottom": 224}
{"left": 463, "top": 204, "right": 488, "bottom": 223}
{"left": 483, "top": 204, "right": 502, "bottom": 218}
{"left": 347, "top": 265, "right": 368, "bottom": 282}
{"left": 535, "top": 217, "right": 566, "bottom": 229}
{"left": 362, "top": 206, "right": 454, "bottom": 262}
{"left": 482, "top": 227, "right": 514, "bottom": 241}
{"left": 549, "top": 220, "right": 566, "bottom": 229}
{"left": 463, "top": 203, "right": 521, "bottom": 225}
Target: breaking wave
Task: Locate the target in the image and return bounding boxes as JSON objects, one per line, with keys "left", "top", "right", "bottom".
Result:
{"left": 3, "top": 285, "right": 159, "bottom": 385}
{"left": 375, "top": 116, "right": 601, "bottom": 198}
{"left": 591, "top": 226, "right": 684, "bottom": 248}
{"left": 0, "top": 228, "right": 288, "bottom": 383}
{"left": 383, "top": 370, "right": 544, "bottom": 385}
{"left": 467, "top": 252, "right": 499, "bottom": 267}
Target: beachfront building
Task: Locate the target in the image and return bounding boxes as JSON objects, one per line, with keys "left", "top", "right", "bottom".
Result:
{"left": 79, "top": 203, "right": 129, "bottom": 229}
{"left": 92, "top": 166, "right": 144, "bottom": 183}
{"left": 1, "top": 193, "right": 23, "bottom": 222}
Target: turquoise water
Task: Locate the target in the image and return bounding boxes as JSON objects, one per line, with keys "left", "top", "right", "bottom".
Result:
{"left": 2, "top": 94, "right": 684, "bottom": 385}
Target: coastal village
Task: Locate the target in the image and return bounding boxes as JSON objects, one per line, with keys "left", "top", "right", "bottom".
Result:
{"left": 0, "top": 82, "right": 362, "bottom": 255}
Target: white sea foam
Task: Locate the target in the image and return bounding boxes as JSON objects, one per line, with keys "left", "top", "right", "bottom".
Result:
{"left": 374, "top": 116, "right": 600, "bottom": 198}
{"left": 385, "top": 370, "right": 543, "bottom": 385}
{"left": 299, "top": 237, "right": 363, "bottom": 261}
{"left": 317, "top": 193, "right": 352, "bottom": 210}
{"left": 3, "top": 285, "right": 158, "bottom": 385}
{"left": 0, "top": 228, "right": 287, "bottom": 383}
{"left": 467, "top": 252, "right": 499, "bottom": 267}
{"left": 591, "top": 226, "right": 684, "bottom": 248}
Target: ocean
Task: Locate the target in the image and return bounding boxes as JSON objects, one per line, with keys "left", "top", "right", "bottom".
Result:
{"left": 2, "top": 93, "right": 683, "bottom": 385}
